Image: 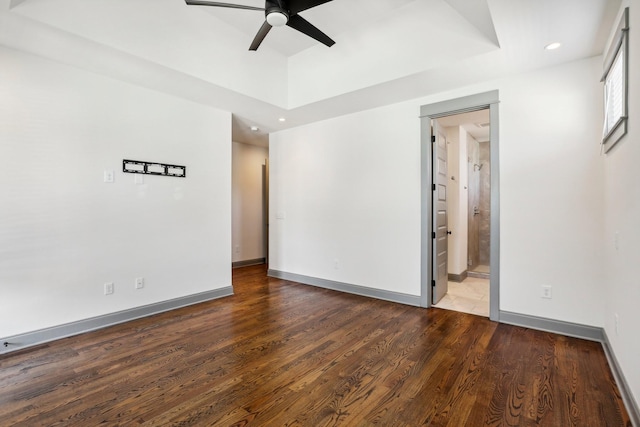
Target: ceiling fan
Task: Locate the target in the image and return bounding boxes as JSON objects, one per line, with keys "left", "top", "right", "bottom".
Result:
{"left": 185, "top": 0, "right": 336, "bottom": 51}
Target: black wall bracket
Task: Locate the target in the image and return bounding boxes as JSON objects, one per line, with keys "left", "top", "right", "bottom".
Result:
{"left": 123, "top": 159, "right": 186, "bottom": 178}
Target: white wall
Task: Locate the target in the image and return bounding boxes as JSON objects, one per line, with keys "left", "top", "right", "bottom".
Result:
{"left": 603, "top": 1, "right": 640, "bottom": 410}
{"left": 455, "top": 127, "right": 469, "bottom": 274}
{"left": 445, "top": 125, "right": 468, "bottom": 276}
{"left": 498, "top": 60, "right": 604, "bottom": 325}
{"left": 270, "top": 55, "right": 605, "bottom": 327}
{"left": 269, "top": 104, "right": 422, "bottom": 295}
{"left": 232, "top": 142, "right": 268, "bottom": 263}
{"left": 0, "top": 46, "right": 232, "bottom": 338}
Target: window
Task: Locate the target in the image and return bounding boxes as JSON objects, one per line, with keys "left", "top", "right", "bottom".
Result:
{"left": 602, "top": 7, "right": 629, "bottom": 152}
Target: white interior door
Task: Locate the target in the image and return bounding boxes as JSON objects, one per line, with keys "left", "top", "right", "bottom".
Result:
{"left": 432, "top": 122, "right": 448, "bottom": 304}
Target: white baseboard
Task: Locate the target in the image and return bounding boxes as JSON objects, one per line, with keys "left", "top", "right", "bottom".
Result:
{"left": 267, "top": 269, "right": 421, "bottom": 307}
{"left": 232, "top": 258, "right": 266, "bottom": 268}
{"left": 1, "top": 287, "right": 233, "bottom": 355}
{"left": 499, "top": 310, "right": 603, "bottom": 341}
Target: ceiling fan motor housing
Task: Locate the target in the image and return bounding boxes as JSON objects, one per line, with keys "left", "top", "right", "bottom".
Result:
{"left": 266, "top": 1, "right": 289, "bottom": 27}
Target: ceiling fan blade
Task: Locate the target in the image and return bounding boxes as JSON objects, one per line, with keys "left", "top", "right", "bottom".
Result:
{"left": 185, "top": 0, "right": 264, "bottom": 11}
{"left": 286, "top": 14, "right": 335, "bottom": 47}
{"left": 288, "top": 0, "right": 332, "bottom": 15}
{"left": 249, "top": 21, "right": 273, "bottom": 51}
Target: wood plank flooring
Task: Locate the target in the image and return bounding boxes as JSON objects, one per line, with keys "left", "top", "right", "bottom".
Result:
{"left": 0, "top": 265, "right": 631, "bottom": 426}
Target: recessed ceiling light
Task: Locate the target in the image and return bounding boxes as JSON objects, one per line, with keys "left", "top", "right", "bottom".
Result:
{"left": 279, "top": 117, "right": 286, "bottom": 122}
{"left": 545, "top": 42, "right": 562, "bottom": 50}
{"left": 250, "top": 126, "right": 259, "bottom": 132}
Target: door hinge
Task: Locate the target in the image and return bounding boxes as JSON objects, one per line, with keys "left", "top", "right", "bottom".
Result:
{"left": 432, "top": 232, "right": 436, "bottom": 239}
{"left": 431, "top": 280, "right": 436, "bottom": 287}
{"left": 432, "top": 183, "right": 436, "bottom": 191}
{"left": 431, "top": 135, "right": 436, "bottom": 143}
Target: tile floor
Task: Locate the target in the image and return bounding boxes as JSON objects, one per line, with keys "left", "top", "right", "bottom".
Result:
{"left": 433, "top": 276, "right": 490, "bottom": 317}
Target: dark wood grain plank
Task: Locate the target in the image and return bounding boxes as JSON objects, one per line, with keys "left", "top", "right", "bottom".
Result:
{"left": 0, "top": 265, "right": 631, "bottom": 426}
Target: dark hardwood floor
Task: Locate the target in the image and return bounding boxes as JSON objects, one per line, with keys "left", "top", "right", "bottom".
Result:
{"left": 0, "top": 265, "right": 631, "bottom": 426}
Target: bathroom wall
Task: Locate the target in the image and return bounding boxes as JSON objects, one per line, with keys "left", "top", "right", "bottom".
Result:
{"left": 467, "top": 136, "right": 480, "bottom": 270}
{"left": 478, "top": 142, "right": 491, "bottom": 265}
{"left": 445, "top": 125, "right": 468, "bottom": 276}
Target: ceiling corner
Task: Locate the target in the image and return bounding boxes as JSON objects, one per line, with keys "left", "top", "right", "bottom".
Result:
{"left": 444, "top": 0, "right": 500, "bottom": 47}
{"left": 9, "top": 0, "right": 27, "bottom": 9}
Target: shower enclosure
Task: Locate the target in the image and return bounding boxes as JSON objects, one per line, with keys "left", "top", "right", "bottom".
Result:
{"left": 468, "top": 140, "right": 490, "bottom": 278}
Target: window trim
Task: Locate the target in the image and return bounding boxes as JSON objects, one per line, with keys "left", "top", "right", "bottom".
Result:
{"left": 601, "top": 7, "right": 629, "bottom": 153}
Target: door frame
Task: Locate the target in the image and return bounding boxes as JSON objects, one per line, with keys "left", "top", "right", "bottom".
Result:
{"left": 420, "top": 91, "right": 500, "bottom": 321}
{"left": 262, "top": 159, "right": 269, "bottom": 264}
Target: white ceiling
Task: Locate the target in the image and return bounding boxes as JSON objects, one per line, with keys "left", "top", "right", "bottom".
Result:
{"left": 437, "top": 109, "right": 491, "bottom": 143}
{"left": 197, "top": 0, "right": 420, "bottom": 57}
{"left": 0, "top": 0, "right": 621, "bottom": 146}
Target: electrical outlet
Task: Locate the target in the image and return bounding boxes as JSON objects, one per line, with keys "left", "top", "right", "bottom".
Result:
{"left": 235, "top": 246, "right": 240, "bottom": 254}
{"left": 104, "top": 282, "right": 114, "bottom": 295}
{"left": 334, "top": 259, "right": 340, "bottom": 270}
{"left": 135, "top": 277, "right": 144, "bottom": 290}
{"left": 541, "top": 285, "right": 552, "bottom": 299}
{"left": 103, "top": 170, "right": 114, "bottom": 183}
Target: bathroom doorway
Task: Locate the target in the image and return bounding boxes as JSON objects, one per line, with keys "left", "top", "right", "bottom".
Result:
{"left": 419, "top": 90, "right": 500, "bottom": 321}
{"left": 432, "top": 109, "right": 490, "bottom": 316}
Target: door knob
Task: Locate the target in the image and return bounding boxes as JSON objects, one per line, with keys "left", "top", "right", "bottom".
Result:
{"left": 447, "top": 230, "right": 452, "bottom": 235}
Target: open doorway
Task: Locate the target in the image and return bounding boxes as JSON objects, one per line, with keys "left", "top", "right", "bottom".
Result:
{"left": 231, "top": 141, "right": 269, "bottom": 268}
{"left": 420, "top": 91, "right": 500, "bottom": 321}
{"left": 431, "top": 110, "right": 491, "bottom": 317}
